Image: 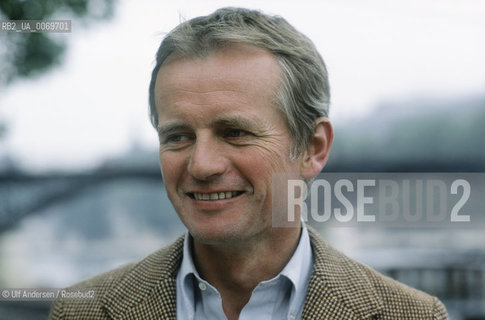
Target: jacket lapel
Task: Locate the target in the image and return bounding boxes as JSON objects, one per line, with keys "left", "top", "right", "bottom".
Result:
{"left": 120, "top": 278, "right": 177, "bottom": 320}
{"left": 101, "top": 236, "right": 184, "bottom": 320}
{"left": 302, "top": 227, "right": 383, "bottom": 319}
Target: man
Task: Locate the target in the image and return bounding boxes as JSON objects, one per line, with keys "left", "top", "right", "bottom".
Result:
{"left": 49, "top": 7, "right": 448, "bottom": 319}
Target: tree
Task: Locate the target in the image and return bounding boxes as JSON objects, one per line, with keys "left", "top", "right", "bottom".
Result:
{"left": 0, "top": 0, "right": 116, "bottom": 85}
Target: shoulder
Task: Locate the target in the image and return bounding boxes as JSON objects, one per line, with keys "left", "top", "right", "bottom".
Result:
{"left": 48, "top": 235, "right": 184, "bottom": 320}
{"left": 357, "top": 258, "right": 448, "bottom": 319}
{"left": 306, "top": 226, "right": 448, "bottom": 319}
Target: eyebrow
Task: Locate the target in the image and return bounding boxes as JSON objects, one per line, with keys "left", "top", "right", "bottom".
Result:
{"left": 156, "top": 115, "right": 270, "bottom": 137}
{"left": 157, "top": 123, "right": 191, "bottom": 137}
{"left": 214, "top": 116, "right": 269, "bottom": 134}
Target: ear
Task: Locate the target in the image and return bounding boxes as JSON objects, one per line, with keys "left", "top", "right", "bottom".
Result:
{"left": 299, "top": 117, "right": 333, "bottom": 179}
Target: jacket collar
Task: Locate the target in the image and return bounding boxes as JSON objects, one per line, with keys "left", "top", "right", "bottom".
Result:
{"left": 302, "top": 226, "right": 383, "bottom": 319}
{"left": 101, "top": 236, "right": 184, "bottom": 320}
{"left": 100, "top": 228, "right": 382, "bottom": 320}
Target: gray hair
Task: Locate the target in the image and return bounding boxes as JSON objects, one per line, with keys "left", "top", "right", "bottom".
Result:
{"left": 149, "top": 7, "right": 330, "bottom": 159}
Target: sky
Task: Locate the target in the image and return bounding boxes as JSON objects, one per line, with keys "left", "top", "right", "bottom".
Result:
{"left": 1, "top": 0, "right": 484, "bottom": 172}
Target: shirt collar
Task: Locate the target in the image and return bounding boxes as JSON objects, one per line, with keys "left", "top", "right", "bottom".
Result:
{"left": 179, "top": 231, "right": 200, "bottom": 283}
{"left": 177, "top": 223, "right": 313, "bottom": 318}
{"left": 179, "top": 225, "right": 311, "bottom": 282}
{"left": 278, "top": 224, "right": 313, "bottom": 302}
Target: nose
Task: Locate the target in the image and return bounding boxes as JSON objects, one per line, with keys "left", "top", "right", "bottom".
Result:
{"left": 188, "top": 135, "right": 227, "bottom": 181}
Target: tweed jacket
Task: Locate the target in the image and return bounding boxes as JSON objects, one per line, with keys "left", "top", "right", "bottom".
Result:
{"left": 49, "top": 227, "right": 448, "bottom": 319}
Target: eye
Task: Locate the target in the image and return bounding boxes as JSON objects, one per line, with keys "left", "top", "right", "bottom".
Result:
{"left": 225, "top": 129, "right": 248, "bottom": 138}
{"left": 162, "top": 133, "right": 191, "bottom": 145}
{"left": 166, "top": 134, "right": 185, "bottom": 142}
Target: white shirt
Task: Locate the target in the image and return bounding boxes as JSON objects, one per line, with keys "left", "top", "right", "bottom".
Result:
{"left": 176, "top": 225, "right": 313, "bottom": 320}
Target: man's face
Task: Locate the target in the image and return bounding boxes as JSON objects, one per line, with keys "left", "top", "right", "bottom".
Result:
{"left": 154, "top": 44, "right": 303, "bottom": 245}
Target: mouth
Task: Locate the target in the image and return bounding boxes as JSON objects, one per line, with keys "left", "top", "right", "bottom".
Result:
{"left": 187, "top": 191, "right": 244, "bottom": 201}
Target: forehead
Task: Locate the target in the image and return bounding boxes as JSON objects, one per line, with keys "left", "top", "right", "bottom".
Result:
{"left": 154, "top": 44, "right": 282, "bottom": 114}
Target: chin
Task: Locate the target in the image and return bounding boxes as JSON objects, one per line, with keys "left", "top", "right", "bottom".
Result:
{"left": 189, "top": 225, "right": 249, "bottom": 246}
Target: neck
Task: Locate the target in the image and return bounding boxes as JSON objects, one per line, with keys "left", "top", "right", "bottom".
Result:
{"left": 191, "top": 225, "right": 302, "bottom": 319}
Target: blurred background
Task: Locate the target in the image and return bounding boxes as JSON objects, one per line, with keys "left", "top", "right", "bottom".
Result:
{"left": 0, "top": 0, "right": 484, "bottom": 319}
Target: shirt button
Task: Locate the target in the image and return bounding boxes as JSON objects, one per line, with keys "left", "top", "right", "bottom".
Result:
{"left": 198, "top": 282, "right": 207, "bottom": 291}
{"left": 288, "top": 314, "right": 295, "bottom": 320}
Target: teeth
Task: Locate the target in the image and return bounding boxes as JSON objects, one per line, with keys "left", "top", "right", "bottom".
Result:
{"left": 193, "top": 191, "right": 240, "bottom": 201}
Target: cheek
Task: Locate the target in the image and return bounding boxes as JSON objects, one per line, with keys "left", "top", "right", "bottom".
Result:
{"left": 237, "top": 144, "right": 295, "bottom": 190}
{"left": 159, "top": 153, "right": 183, "bottom": 190}
{"left": 252, "top": 143, "right": 295, "bottom": 173}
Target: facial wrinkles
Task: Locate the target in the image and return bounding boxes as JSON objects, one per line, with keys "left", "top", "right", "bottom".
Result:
{"left": 158, "top": 103, "right": 293, "bottom": 185}
{"left": 162, "top": 122, "right": 289, "bottom": 204}
{"left": 156, "top": 50, "right": 281, "bottom": 113}
{"left": 178, "top": 129, "right": 279, "bottom": 187}
{"left": 162, "top": 88, "right": 251, "bottom": 109}
{"left": 158, "top": 79, "right": 283, "bottom": 138}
